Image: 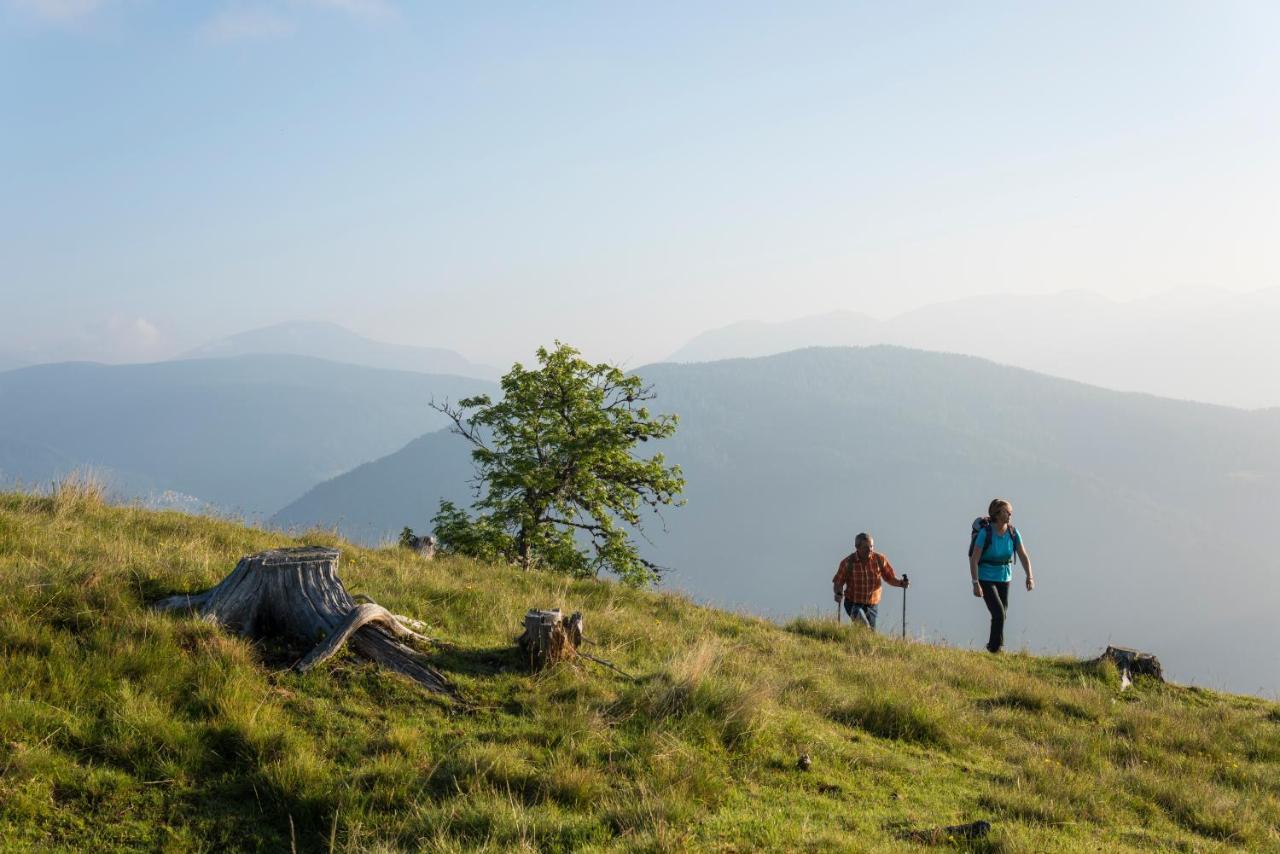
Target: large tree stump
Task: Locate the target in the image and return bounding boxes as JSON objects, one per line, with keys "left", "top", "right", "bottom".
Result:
{"left": 154, "top": 547, "right": 455, "bottom": 698}
{"left": 517, "top": 609, "right": 583, "bottom": 670}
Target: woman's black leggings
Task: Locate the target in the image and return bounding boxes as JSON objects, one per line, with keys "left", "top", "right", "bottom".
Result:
{"left": 980, "top": 580, "right": 1010, "bottom": 653}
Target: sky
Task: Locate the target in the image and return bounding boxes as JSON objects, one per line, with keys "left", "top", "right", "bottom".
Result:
{"left": 3, "top": 1, "right": 1279, "bottom": 368}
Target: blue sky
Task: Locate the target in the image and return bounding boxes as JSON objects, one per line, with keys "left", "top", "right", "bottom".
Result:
{"left": 3, "top": 1, "right": 1278, "bottom": 366}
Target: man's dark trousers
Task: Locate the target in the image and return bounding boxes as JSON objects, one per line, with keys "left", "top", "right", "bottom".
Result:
{"left": 843, "top": 600, "right": 878, "bottom": 630}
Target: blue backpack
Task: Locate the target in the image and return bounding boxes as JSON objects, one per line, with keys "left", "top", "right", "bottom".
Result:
{"left": 969, "top": 516, "right": 1020, "bottom": 563}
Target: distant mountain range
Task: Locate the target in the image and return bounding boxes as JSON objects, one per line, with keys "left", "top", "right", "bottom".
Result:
{"left": 181, "top": 321, "right": 498, "bottom": 380}
{"left": 272, "top": 429, "right": 477, "bottom": 544}
{"left": 0, "top": 353, "right": 29, "bottom": 374}
{"left": 669, "top": 288, "right": 1280, "bottom": 409}
{"left": 272, "top": 347, "right": 1280, "bottom": 695}
{"left": 0, "top": 355, "right": 494, "bottom": 516}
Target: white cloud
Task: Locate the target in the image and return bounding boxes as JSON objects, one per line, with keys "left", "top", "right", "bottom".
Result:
{"left": 125, "top": 316, "right": 160, "bottom": 344}
{"left": 201, "top": 5, "right": 295, "bottom": 43}
{"left": 102, "top": 315, "right": 163, "bottom": 354}
{"left": 8, "top": 0, "right": 105, "bottom": 23}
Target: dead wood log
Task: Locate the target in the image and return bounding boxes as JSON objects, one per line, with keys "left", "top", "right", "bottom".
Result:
{"left": 154, "top": 547, "right": 455, "bottom": 698}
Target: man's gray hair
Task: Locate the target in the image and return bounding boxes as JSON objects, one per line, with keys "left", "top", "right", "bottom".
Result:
{"left": 854, "top": 532, "right": 871, "bottom": 546}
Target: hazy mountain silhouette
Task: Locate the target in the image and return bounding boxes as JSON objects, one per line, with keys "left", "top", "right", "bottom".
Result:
{"left": 181, "top": 321, "right": 498, "bottom": 380}
{"left": 272, "top": 430, "right": 477, "bottom": 544}
{"left": 271, "top": 347, "right": 1280, "bottom": 695}
{"left": 0, "top": 355, "right": 494, "bottom": 516}
{"left": 669, "top": 288, "right": 1280, "bottom": 409}
{"left": 0, "top": 353, "right": 28, "bottom": 373}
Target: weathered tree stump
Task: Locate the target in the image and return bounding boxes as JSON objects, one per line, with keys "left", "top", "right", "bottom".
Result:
{"left": 154, "top": 547, "right": 455, "bottom": 698}
{"left": 399, "top": 529, "right": 436, "bottom": 559}
{"left": 1096, "top": 645, "right": 1164, "bottom": 682}
{"left": 517, "top": 609, "right": 583, "bottom": 670}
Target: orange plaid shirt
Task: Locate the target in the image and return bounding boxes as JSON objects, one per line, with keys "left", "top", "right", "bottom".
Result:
{"left": 833, "top": 551, "right": 903, "bottom": 606}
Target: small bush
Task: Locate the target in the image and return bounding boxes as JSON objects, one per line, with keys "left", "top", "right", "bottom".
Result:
{"left": 625, "top": 640, "right": 770, "bottom": 749}
{"left": 541, "top": 759, "right": 607, "bottom": 808}
{"left": 980, "top": 688, "right": 1048, "bottom": 713}
{"left": 829, "top": 695, "right": 949, "bottom": 747}
{"left": 51, "top": 470, "right": 107, "bottom": 515}
{"left": 783, "top": 617, "right": 875, "bottom": 651}
{"left": 784, "top": 617, "right": 845, "bottom": 643}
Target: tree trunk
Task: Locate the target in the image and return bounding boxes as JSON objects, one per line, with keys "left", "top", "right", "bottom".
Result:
{"left": 517, "top": 609, "right": 583, "bottom": 670}
{"left": 153, "top": 547, "right": 456, "bottom": 699}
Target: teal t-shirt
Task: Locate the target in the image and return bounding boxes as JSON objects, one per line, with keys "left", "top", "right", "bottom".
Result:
{"left": 975, "top": 527, "right": 1021, "bottom": 583}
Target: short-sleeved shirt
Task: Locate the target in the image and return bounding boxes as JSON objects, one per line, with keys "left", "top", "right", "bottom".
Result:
{"left": 975, "top": 527, "right": 1022, "bottom": 583}
{"left": 832, "top": 552, "right": 901, "bottom": 605}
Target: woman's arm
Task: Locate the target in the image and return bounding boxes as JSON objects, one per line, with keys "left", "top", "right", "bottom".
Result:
{"left": 969, "top": 543, "right": 983, "bottom": 598}
{"left": 1017, "top": 540, "right": 1034, "bottom": 591}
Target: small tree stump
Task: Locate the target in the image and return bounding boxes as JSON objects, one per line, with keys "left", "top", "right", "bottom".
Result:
{"left": 517, "top": 609, "right": 583, "bottom": 670}
{"left": 1096, "top": 645, "right": 1164, "bottom": 682}
{"left": 153, "top": 547, "right": 455, "bottom": 698}
{"left": 398, "top": 528, "right": 436, "bottom": 559}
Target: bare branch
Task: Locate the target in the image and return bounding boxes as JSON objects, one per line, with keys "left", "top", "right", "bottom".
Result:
{"left": 428, "top": 397, "right": 490, "bottom": 451}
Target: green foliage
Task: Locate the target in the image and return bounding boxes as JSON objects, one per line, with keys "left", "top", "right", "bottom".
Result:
{"left": 397, "top": 526, "right": 415, "bottom": 548}
{"left": 431, "top": 342, "right": 684, "bottom": 586}
{"left": 430, "top": 500, "right": 513, "bottom": 564}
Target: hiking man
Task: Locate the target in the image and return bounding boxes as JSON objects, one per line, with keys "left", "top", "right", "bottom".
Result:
{"left": 832, "top": 532, "right": 909, "bottom": 630}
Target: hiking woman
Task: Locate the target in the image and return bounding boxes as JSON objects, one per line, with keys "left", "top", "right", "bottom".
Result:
{"left": 970, "top": 499, "right": 1034, "bottom": 653}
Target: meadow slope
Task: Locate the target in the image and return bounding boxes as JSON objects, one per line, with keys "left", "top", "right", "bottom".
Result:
{"left": 2, "top": 488, "right": 1278, "bottom": 852}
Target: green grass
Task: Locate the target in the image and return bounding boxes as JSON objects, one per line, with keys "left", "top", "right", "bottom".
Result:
{"left": 2, "top": 486, "right": 1279, "bottom": 851}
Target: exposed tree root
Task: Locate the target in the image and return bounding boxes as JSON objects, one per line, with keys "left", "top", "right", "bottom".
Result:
{"left": 154, "top": 547, "right": 456, "bottom": 699}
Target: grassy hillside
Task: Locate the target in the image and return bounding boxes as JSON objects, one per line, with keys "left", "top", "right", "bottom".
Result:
{"left": 2, "top": 488, "right": 1279, "bottom": 852}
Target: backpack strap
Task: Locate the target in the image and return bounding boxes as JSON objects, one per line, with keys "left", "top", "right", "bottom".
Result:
{"left": 979, "top": 524, "right": 1018, "bottom": 565}
{"left": 838, "top": 552, "right": 856, "bottom": 583}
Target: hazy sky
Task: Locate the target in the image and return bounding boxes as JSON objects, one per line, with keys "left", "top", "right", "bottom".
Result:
{"left": 3, "top": 1, "right": 1278, "bottom": 367}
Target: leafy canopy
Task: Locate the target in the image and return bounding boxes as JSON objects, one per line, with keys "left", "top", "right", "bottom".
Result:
{"left": 431, "top": 343, "right": 684, "bottom": 586}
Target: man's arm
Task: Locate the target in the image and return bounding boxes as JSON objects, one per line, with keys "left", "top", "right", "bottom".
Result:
{"left": 880, "top": 556, "right": 909, "bottom": 588}
{"left": 832, "top": 560, "right": 847, "bottom": 601}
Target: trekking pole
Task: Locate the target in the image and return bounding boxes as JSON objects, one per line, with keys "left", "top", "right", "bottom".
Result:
{"left": 836, "top": 596, "right": 842, "bottom": 625}
{"left": 901, "top": 575, "right": 909, "bottom": 639}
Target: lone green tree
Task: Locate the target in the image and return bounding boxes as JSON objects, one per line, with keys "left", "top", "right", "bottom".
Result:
{"left": 430, "top": 343, "right": 684, "bottom": 586}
